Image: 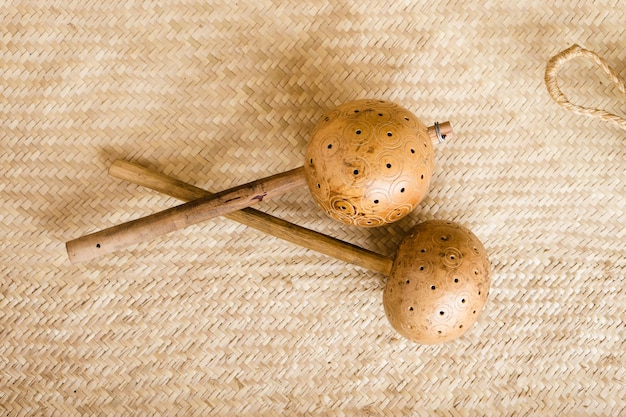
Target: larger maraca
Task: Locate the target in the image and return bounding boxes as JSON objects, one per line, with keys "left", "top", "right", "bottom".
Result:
{"left": 304, "top": 99, "right": 452, "bottom": 227}
{"left": 108, "top": 160, "right": 491, "bottom": 345}
{"left": 66, "top": 99, "right": 451, "bottom": 263}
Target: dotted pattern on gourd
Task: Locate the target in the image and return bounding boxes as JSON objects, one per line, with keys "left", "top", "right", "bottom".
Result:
{"left": 383, "top": 220, "right": 491, "bottom": 344}
{"left": 304, "top": 99, "right": 434, "bottom": 227}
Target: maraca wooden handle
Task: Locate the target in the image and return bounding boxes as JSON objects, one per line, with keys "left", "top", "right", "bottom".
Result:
{"left": 66, "top": 167, "right": 306, "bottom": 263}
{"left": 109, "top": 160, "right": 395, "bottom": 275}
{"left": 427, "top": 121, "right": 453, "bottom": 144}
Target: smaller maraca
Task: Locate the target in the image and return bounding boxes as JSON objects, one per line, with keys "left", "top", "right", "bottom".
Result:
{"left": 382, "top": 220, "right": 490, "bottom": 343}
{"left": 109, "top": 161, "right": 490, "bottom": 344}
{"left": 66, "top": 99, "right": 451, "bottom": 262}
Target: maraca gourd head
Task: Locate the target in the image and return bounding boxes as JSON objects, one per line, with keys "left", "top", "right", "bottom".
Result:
{"left": 383, "top": 220, "right": 491, "bottom": 344}
{"left": 304, "top": 99, "right": 435, "bottom": 227}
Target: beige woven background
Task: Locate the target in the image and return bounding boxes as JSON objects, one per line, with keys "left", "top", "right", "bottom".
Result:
{"left": 1, "top": 0, "right": 625, "bottom": 415}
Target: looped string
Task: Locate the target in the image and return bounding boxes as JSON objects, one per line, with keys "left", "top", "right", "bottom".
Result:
{"left": 545, "top": 44, "right": 626, "bottom": 130}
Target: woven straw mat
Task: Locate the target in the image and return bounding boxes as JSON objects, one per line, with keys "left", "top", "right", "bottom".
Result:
{"left": 1, "top": 1, "right": 625, "bottom": 415}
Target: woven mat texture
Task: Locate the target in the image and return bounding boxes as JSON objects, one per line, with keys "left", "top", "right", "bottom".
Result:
{"left": 2, "top": 1, "right": 625, "bottom": 415}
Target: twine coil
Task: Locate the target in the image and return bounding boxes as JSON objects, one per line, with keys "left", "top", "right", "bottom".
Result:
{"left": 545, "top": 44, "right": 626, "bottom": 130}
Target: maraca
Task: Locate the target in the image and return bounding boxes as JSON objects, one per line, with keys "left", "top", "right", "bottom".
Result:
{"left": 66, "top": 99, "right": 451, "bottom": 263}
{"left": 304, "top": 99, "right": 452, "bottom": 226}
{"left": 108, "top": 160, "right": 491, "bottom": 345}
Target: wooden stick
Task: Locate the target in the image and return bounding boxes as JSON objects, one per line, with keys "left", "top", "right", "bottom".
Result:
{"left": 108, "top": 160, "right": 395, "bottom": 275}
{"left": 66, "top": 167, "right": 306, "bottom": 263}
{"left": 69, "top": 123, "right": 448, "bottom": 266}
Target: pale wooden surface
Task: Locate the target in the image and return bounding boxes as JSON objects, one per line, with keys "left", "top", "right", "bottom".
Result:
{"left": 1, "top": 1, "right": 625, "bottom": 415}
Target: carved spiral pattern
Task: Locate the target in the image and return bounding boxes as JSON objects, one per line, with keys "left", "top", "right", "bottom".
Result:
{"left": 384, "top": 204, "right": 413, "bottom": 223}
{"left": 383, "top": 220, "right": 491, "bottom": 344}
{"left": 304, "top": 99, "right": 434, "bottom": 227}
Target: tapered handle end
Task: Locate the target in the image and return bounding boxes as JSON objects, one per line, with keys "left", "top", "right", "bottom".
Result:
{"left": 66, "top": 236, "right": 101, "bottom": 264}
